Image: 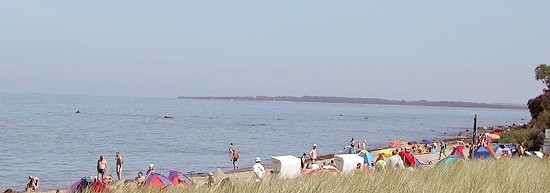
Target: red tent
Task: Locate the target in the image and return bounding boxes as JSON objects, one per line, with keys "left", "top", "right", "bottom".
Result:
{"left": 450, "top": 146, "right": 465, "bottom": 159}
{"left": 168, "top": 170, "right": 192, "bottom": 185}
{"left": 145, "top": 172, "right": 172, "bottom": 188}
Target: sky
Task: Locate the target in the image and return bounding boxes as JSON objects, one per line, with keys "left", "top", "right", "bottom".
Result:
{"left": 1, "top": 1, "right": 549, "bottom": 104}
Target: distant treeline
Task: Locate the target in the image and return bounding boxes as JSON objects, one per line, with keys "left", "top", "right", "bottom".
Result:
{"left": 177, "top": 96, "right": 526, "bottom": 109}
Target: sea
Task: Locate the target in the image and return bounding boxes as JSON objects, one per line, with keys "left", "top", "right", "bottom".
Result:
{"left": 0, "top": 92, "right": 530, "bottom": 190}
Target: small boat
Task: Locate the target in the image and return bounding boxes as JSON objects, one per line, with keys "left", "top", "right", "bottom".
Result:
{"left": 164, "top": 114, "right": 173, "bottom": 118}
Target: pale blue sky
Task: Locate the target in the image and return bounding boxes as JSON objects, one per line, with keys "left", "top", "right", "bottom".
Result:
{"left": 1, "top": 1, "right": 548, "bottom": 104}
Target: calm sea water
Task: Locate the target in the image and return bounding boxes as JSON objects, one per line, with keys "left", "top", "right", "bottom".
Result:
{"left": 0, "top": 93, "right": 529, "bottom": 190}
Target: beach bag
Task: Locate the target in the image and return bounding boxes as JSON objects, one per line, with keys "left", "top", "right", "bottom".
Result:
{"left": 233, "top": 150, "right": 239, "bottom": 159}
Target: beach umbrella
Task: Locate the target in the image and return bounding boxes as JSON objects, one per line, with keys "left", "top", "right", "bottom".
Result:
{"left": 488, "top": 134, "right": 500, "bottom": 139}
{"left": 421, "top": 139, "right": 433, "bottom": 144}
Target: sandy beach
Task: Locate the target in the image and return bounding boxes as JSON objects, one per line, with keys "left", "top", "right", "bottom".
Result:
{"left": 26, "top": 136, "right": 471, "bottom": 193}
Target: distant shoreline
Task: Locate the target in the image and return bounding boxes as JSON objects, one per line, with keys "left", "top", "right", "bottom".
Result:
{"left": 177, "top": 96, "right": 526, "bottom": 110}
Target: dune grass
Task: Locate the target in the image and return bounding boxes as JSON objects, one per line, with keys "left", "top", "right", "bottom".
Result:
{"left": 98, "top": 158, "right": 550, "bottom": 193}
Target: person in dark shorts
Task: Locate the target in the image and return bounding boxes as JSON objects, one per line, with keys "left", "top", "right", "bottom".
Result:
{"left": 229, "top": 143, "right": 239, "bottom": 171}
{"left": 97, "top": 155, "right": 107, "bottom": 180}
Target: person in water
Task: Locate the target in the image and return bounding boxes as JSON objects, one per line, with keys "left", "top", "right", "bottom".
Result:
{"left": 229, "top": 143, "right": 239, "bottom": 171}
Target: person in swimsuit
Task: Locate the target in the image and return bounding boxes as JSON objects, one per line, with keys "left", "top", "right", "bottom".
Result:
{"left": 97, "top": 155, "right": 108, "bottom": 180}
{"left": 115, "top": 152, "right": 123, "bottom": 181}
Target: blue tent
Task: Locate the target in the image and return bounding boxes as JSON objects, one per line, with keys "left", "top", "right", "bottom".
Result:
{"left": 357, "top": 150, "right": 374, "bottom": 166}
{"left": 473, "top": 146, "right": 494, "bottom": 159}
{"left": 436, "top": 155, "right": 462, "bottom": 165}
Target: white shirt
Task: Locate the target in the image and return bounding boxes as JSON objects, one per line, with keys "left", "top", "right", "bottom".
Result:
{"left": 387, "top": 155, "right": 405, "bottom": 170}
{"left": 253, "top": 162, "right": 265, "bottom": 182}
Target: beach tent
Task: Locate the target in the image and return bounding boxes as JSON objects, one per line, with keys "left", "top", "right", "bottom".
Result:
{"left": 334, "top": 154, "right": 364, "bottom": 174}
{"left": 145, "top": 172, "right": 172, "bottom": 188}
{"left": 67, "top": 178, "right": 91, "bottom": 193}
{"left": 271, "top": 155, "right": 302, "bottom": 179}
{"left": 473, "top": 146, "right": 494, "bottom": 159}
{"left": 436, "top": 155, "right": 462, "bottom": 165}
{"left": 67, "top": 177, "right": 106, "bottom": 193}
{"left": 168, "top": 170, "right": 192, "bottom": 185}
{"left": 388, "top": 140, "right": 408, "bottom": 148}
{"left": 450, "top": 146, "right": 465, "bottom": 159}
{"left": 357, "top": 150, "right": 374, "bottom": 167}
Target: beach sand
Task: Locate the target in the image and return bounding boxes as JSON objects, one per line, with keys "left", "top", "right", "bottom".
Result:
{"left": 30, "top": 137, "right": 470, "bottom": 193}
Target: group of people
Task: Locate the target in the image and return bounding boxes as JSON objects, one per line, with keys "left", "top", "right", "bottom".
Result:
{"left": 96, "top": 152, "right": 124, "bottom": 181}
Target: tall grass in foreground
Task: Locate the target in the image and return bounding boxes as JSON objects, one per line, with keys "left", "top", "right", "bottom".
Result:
{"left": 108, "top": 158, "right": 550, "bottom": 193}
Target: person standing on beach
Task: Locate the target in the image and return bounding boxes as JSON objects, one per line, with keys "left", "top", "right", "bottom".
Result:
{"left": 253, "top": 157, "right": 265, "bottom": 182}
{"left": 115, "top": 152, "right": 123, "bottom": 181}
{"left": 97, "top": 155, "right": 107, "bottom": 180}
{"left": 360, "top": 140, "right": 367, "bottom": 150}
{"left": 439, "top": 140, "right": 447, "bottom": 160}
{"left": 300, "top": 153, "right": 307, "bottom": 170}
{"left": 309, "top": 144, "right": 318, "bottom": 164}
{"left": 229, "top": 143, "right": 239, "bottom": 171}
{"left": 350, "top": 138, "right": 356, "bottom": 149}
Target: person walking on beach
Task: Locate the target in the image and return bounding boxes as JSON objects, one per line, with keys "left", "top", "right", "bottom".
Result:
{"left": 115, "top": 152, "right": 123, "bottom": 181}
{"left": 439, "top": 140, "right": 447, "bottom": 160}
{"left": 309, "top": 144, "right": 318, "bottom": 164}
{"left": 253, "top": 157, "right": 265, "bottom": 182}
{"left": 229, "top": 143, "right": 239, "bottom": 171}
{"left": 97, "top": 155, "right": 108, "bottom": 180}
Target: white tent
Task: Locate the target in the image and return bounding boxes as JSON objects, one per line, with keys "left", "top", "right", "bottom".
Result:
{"left": 271, "top": 155, "right": 302, "bottom": 179}
{"left": 334, "top": 154, "right": 364, "bottom": 174}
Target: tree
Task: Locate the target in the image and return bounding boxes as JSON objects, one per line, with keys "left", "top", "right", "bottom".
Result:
{"left": 535, "top": 63, "right": 550, "bottom": 91}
